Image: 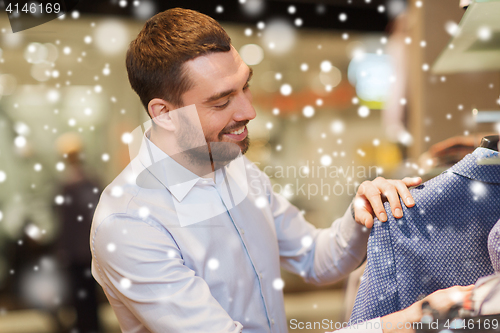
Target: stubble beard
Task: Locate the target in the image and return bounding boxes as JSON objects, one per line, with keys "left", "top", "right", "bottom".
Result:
{"left": 176, "top": 121, "right": 250, "bottom": 171}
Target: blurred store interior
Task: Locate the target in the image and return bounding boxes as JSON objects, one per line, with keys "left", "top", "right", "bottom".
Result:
{"left": 0, "top": 0, "right": 500, "bottom": 332}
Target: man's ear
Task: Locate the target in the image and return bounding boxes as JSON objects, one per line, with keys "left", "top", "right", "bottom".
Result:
{"left": 148, "top": 98, "right": 176, "bottom": 131}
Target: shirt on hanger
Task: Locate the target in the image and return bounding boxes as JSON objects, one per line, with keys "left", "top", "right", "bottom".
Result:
{"left": 351, "top": 147, "right": 500, "bottom": 323}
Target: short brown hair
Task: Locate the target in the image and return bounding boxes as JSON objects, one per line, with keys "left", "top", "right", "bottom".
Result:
{"left": 126, "top": 8, "right": 232, "bottom": 115}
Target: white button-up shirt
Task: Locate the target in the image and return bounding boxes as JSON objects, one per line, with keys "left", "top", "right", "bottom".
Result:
{"left": 90, "top": 131, "right": 371, "bottom": 333}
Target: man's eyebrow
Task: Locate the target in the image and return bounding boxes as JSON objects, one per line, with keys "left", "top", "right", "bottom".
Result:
{"left": 203, "top": 89, "right": 235, "bottom": 104}
{"left": 203, "top": 67, "right": 253, "bottom": 104}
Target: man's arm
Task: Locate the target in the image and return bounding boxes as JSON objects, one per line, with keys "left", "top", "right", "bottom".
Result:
{"left": 380, "top": 285, "right": 473, "bottom": 333}
{"left": 332, "top": 285, "right": 473, "bottom": 333}
{"left": 271, "top": 190, "right": 370, "bottom": 284}
{"left": 259, "top": 168, "right": 420, "bottom": 284}
{"left": 91, "top": 214, "right": 242, "bottom": 333}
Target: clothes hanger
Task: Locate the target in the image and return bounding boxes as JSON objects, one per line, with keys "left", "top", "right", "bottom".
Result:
{"left": 479, "top": 135, "right": 499, "bottom": 152}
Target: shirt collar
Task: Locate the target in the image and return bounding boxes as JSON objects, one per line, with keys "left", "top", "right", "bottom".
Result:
{"left": 446, "top": 147, "right": 500, "bottom": 184}
{"left": 473, "top": 146, "right": 499, "bottom": 159}
{"left": 136, "top": 131, "right": 201, "bottom": 202}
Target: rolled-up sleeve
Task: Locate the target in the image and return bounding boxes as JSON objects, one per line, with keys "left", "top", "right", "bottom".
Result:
{"left": 91, "top": 214, "right": 243, "bottom": 333}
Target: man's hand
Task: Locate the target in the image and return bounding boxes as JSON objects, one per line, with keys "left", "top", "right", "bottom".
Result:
{"left": 353, "top": 177, "right": 422, "bottom": 228}
{"left": 420, "top": 285, "right": 474, "bottom": 315}
{"left": 382, "top": 285, "right": 474, "bottom": 333}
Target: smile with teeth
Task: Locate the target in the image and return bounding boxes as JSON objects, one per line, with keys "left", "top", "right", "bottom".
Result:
{"left": 227, "top": 127, "right": 245, "bottom": 135}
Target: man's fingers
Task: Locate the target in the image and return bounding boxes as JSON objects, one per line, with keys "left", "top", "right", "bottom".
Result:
{"left": 378, "top": 182, "right": 404, "bottom": 219}
{"left": 389, "top": 179, "right": 415, "bottom": 208}
{"left": 360, "top": 181, "right": 388, "bottom": 222}
{"left": 354, "top": 177, "right": 421, "bottom": 225}
{"left": 355, "top": 209, "right": 374, "bottom": 228}
{"left": 372, "top": 177, "right": 404, "bottom": 219}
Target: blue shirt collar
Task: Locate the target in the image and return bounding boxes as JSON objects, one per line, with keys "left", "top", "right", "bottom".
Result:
{"left": 447, "top": 147, "right": 500, "bottom": 184}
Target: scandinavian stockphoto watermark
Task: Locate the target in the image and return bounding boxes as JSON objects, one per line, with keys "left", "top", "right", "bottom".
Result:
{"left": 122, "top": 104, "right": 380, "bottom": 225}
{"left": 254, "top": 162, "right": 380, "bottom": 200}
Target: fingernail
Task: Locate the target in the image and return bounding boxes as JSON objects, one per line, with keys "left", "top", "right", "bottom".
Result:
{"left": 406, "top": 197, "right": 414, "bottom": 205}
{"left": 380, "top": 212, "right": 387, "bottom": 222}
{"left": 395, "top": 208, "right": 402, "bottom": 218}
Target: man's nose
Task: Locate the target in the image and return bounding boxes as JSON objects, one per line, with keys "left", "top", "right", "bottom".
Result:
{"left": 234, "top": 93, "right": 256, "bottom": 122}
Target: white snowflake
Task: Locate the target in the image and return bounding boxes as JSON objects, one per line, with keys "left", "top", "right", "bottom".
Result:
{"left": 111, "top": 186, "right": 124, "bottom": 197}
{"left": 56, "top": 162, "right": 65, "bottom": 171}
{"left": 121, "top": 133, "right": 133, "bottom": 144}
{"left": 120, "top": 278, "right": 132, "bottom": 289}
{"left": 320, "top": 60, "right": 332, "bottom": 73}
{"left": 302, "top": 105, "right": 314, "bottom": 118}
{"left": 358, "top": 106, "right": 370, "bottom": 118}
{"left": 255, "top": 196, "right": 268, "bottom": 208}
{"left": 471, "top": 181, "right": 487, "bottom": 197}
{"left": 280, "top": 84, "right": 292, "bottom": 96}
{"left": 272, "top": 278, "right": 285, "bottom": 290}
{"left": 138, "top": 207, "right": 150, "bottom": 219}
{"left": 54, "top": 195, "right": 64, "bottom": 205}
{"left": 320, "top": 155, "right": 332, "bottom": 166}
{"left": 107, "top": 243, "right": 116, "bottom": 252}
{"left": 207, "top": 258, "right": 219, "bottom": 270}
{"left": 14, "top": 136, "right": 27, "bottom": 148}
{"left": 301, "top": 235, "right": 313, "bottom": 248}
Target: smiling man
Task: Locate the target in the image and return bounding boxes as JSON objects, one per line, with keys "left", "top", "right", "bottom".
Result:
{"left": 89, "top": 8, "right": 447, "bottom": 333}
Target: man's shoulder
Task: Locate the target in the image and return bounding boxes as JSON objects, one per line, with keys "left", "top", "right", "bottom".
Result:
{"left": 92, "top": 161, "right": 176, "bottom": 230}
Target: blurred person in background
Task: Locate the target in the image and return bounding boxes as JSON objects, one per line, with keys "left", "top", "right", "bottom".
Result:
{"left": 55, "top": 133, "right": 101, "bottom": 333}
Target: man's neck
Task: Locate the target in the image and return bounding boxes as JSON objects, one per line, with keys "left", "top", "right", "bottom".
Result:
{"left": 149, "top": 128, "right": 216, "bottom": 180}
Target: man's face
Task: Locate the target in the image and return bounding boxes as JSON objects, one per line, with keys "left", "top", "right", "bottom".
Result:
{"left": 179, "top": 46, "right": 256, "bottom": 163}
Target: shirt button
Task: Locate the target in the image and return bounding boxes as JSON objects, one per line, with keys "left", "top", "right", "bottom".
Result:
{"left": 271, "top": 319, "right": 275, "bottom": 325}
{"left": 240, "top": 229, "right": 245, "bottom": 235}
{"left": 259, "top": 273, "right": 263, "bottom": 279}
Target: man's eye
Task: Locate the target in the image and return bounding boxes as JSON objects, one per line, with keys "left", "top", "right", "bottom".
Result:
{"left": 243, "top": 82, "right": 250, "bottom": 90}
{"left": 215, "top": 100, "right": 230, "bottom": 109}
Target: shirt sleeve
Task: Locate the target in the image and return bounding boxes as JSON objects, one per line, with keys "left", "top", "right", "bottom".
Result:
{"left": 262, "top": 170, "right": 370, "bottom": 285}
{"left": 91, "top": 214, "right": 243, "bottom": 333}
{"left": 329, "top": 317, "right": 384, "bottom": 333}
